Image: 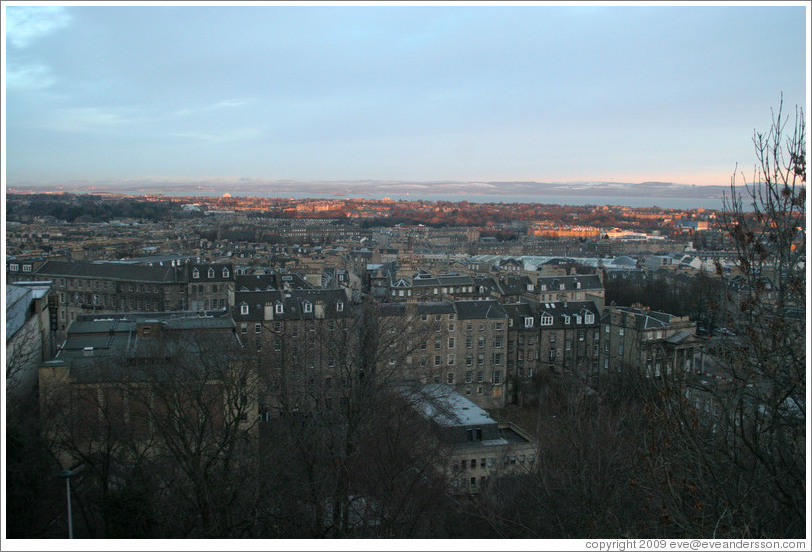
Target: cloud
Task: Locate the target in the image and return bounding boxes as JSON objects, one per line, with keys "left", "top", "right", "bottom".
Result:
{"left": 48, "top": 107, "right": 132, "bottom": 133}
{"left": 168, "top": 127, "right": 263, "bottom": 145}
{"left": 6, "top": 6, "right": 72, "bottom": 48}
{"left": 174, "top": 99, "right": 251, "bottom": 117}
{"left": 6, "top": 62, "right": 55, "bottom": 89}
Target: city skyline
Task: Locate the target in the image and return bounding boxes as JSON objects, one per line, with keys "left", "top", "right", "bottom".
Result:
{"left": 3, "top": 2, "right": 809, "bottom": 188}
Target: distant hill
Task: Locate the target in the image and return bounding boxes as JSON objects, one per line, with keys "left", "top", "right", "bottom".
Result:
{"left": 8, "top": 179, "right": 733, "bottom": 200}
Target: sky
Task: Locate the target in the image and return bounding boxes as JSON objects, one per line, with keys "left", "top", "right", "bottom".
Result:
{"left": 2, "top": 1, "right": 809, "bottom": 188}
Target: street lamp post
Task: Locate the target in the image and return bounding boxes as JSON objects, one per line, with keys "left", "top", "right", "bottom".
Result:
{"left": 59, "top": 469, "right": 74, "bottom": 539}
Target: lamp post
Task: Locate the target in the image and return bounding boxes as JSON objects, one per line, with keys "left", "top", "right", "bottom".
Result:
{"left": 59, "top": 469, "right": 74, "bottom": 539}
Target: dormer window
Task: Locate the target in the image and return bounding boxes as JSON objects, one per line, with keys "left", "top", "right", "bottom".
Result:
{"left": 526, "top": 284, "right": 534, "bottom": 291}
{"left": 585, "top": 313, "right": 594, "bottom": 324}
{"left": 240, "top": 302, "right": 249, "bottom": 315}
{"left": 541, "top": 314, "right": 553, "bottom": 326}
{"left": 564, "top": 315, "right": 571, "bottom": 324}
{"left": 336, "top": 301, "right": 344, "bottom": 312}
{"left": 303, "top": 301, "right": 312, "bottom": 313}
{"left": 541, "top": 284, "right": 547, "bottom": 291}
{"left": 559, "top": 283, "right": 565, "bottom": 290}
{"left": 192, "top": 268, "right": 200, "bottom": 279}
{"left": 524, "top": 317, "right": 534, "bottom": 328}
{"left": 576, "top": 281, "right": 581, "bottom": 289}
{"left": 208, "top": 268, "right": 215, "bottom": 278}
{"left": 275, "top": 302, "right": 284, "bottom": 314}
{"left": 222, "top": 267, "right": 230, "bottom": 278}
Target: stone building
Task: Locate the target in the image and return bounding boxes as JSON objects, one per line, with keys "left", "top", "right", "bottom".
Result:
{"left": 599, "top": 305, "right": 698, "bottom": 377}
{"left": 411, "top": 384, "right": 537, "bottom": 496}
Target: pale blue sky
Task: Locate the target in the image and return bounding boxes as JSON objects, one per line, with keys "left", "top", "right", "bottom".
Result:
{"left": 3, "top": 2, "right": 808, "bottom": 187}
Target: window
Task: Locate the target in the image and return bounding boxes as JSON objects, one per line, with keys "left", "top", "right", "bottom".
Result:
{"left": 564, "top": 315, "right": 570, "bottom": 325}
{"left": 336, "top": 301, "right": 344, "bottom": 312}
{"left": 448, "top": 337, "right": 455, "bottom": 348}
{"left": 494, "top": 322, "right": 502, "bottom": 331}
{"left": 255, "top": 323, "right": 261, "bottom": 334}
{"left": 208, "top": 268, "right": 215, "bottom": 278}
{"left": 466, "top": 356, "right": 473, "bottom": 367}
{"left": 466, "top": 336, "right": 473, "bottom": 349}
{"left": 478, "top": 337, "right": 485, "bottom": 349}
{"left": 434, "top": 339, "right": 441, "bottom": 350}
{"left": 9, "top": 263, "right": 18, "bottom": 271}
{"left": 477, "top": 370, "right": 484, "bottom": 382}
{"left": 549, "top": 349, "right": 556, "bottom": 361}
{"left": 447, "top": 373, "right": 454, "bottom": 384}
{"left": 465, "top": 370, "right": 473, "bottom": 383}
{"left": 421, "top": 314, "right": 428, "bottom": 321}
{"left": 467, "top": 429, "right": 474, "bottom": 442}
{"left": 605, "top": 324, "right": 610, "bottom": 333}
{"left": 241, "top": 325, "right": 248, "bottom": 335}
{"left": 470, "top": 459, "right": 476, "bottom": 469}
{"left": 619, "top": 327, "right": 624, "bottom": 336}
{"left": 22, "top": 265, "right": 32, "bottom": 273}
{"left": 618, "top": 343, "right": 624, "bottom": 355}
{"left": 240, "top": 303, "right": 249, "bottom": 315}
{"left": 493, "top": 336, "right": 503, "bottom": 348}
{"left": 274, "top": 321, "right": 282, "bottom": 332}
{"left": 274, "top": 339, "right": 281, "bottom": 351}
{"left": 565, "top": 340, "right": 572, "bottom": 351}
{"left": 448, "top": 323, "right": 455, "bottom": 331}
{"left": 275, "top": 302, "right": 284, "bottom": 314}
{"left": 578, "top": 330, "right": 585, "bottom": 342}
{"left": 541, "top": 314, "right": 553, "bottom": 326}
{"left": 435, "top": 356, "right": 442, "bottom": 366}
{"left": 448, "top": 354, "right": 455, "bottom": 365}
{"left": 493, "top": 370, "right": 502, "bottom": 384}
{"left": 480, "top": 457, "right": 486, "bottom": 467}
{"left": 585, "top": 313, "right": 594, "bottom": 324}
{"left": 477, "top": 354, "right": 484, "bottom": 367}
{"left": 222, "top": 267, "right": 230, "bottom": 278}
{"left": 524, "top": 317, "right": 534, "bottom": 328}
{"left": 493, "top": 353, "right": 502, "bottom": 365}
{"left": 303, "top": 301, "right": 312, "bottom": 313}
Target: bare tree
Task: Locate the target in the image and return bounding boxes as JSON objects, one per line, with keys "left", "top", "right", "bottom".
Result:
{"left": 640, "top": 97, "right": 806, "bottom": 538}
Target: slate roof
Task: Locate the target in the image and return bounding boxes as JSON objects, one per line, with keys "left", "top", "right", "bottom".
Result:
{"left": 537, "top": 301, "right": 601, "bottom": 328}
{"left": 537, "top": 274, "right": 603, "bottom": 292}
{"left": 234, "top": 288, "right": 350, "bottom": 322}
{"left": 36, "top": 260, "right": 184, "bottom": 283}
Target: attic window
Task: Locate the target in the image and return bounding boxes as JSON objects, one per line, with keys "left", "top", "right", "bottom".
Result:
{"left": 336, "top": 301, "right": 344, "bottom": 312}
{"left": 559, "top": 283, "right": 565, "bottom": 290}
{"left": 208, "top": 268, "right": 215, "bottom": 278}
{"left": 275, "top": 302, "right": 284, "bottom": 314}
{"left": 585, "top": 313, "right": 594, "bottom": 324}
{"left": 303, "top": 301, "right": 312, "bottom": 313}
{"left": 222, "top": 268, "right": 230, "bottom": 278}
{"left": 526, "top": 284, "right": 534, "bottom": 291}
{"left": 564, "top": 315, "right": 571, "bottom": 324}
{"left": 524, "top": 317, "right": 534, "bottom": 328}
{"left": 240, "top": 302, "right": 249, "bottom": 315}
{"left": 576, "top": 282, "right": 581, "bottom": 289}
{"left": 541, "top": 314, "right": 553, "bottom": 326}
{"left": 541, "top": 284, "right": 547, "bottom": 291}
{"left": 192, "top": 268, "right": 200, "bottom": 279}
